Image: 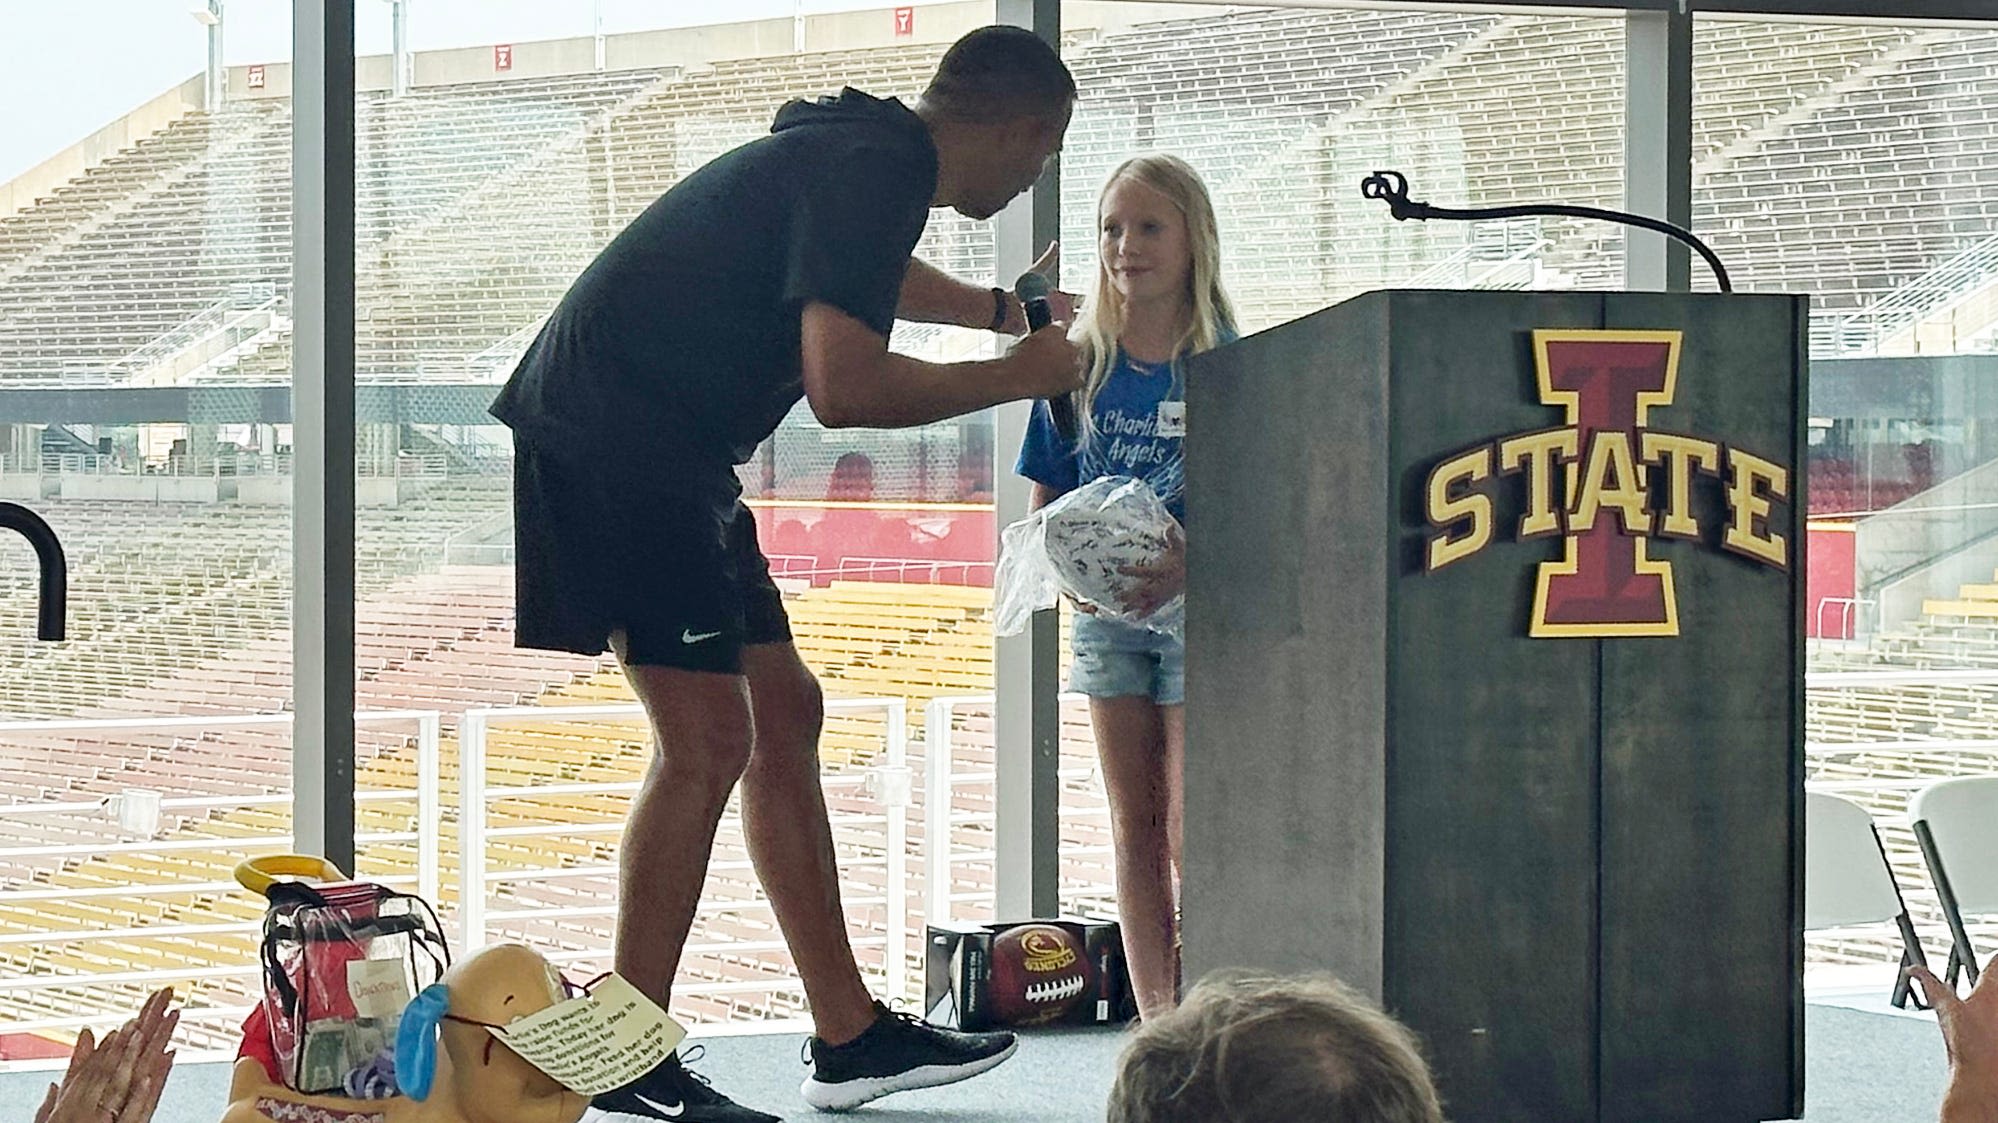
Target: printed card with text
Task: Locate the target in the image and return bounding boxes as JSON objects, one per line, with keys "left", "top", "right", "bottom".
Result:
{"left": 488, "top": 973, "right": 686, "bottom": 1095}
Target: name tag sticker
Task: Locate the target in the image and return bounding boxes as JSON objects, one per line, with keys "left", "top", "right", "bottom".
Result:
{"left": 1157, "top": 400, "right": 1186, "bottom": 438}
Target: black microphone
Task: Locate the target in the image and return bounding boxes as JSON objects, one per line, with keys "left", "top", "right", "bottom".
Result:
{"left": 1015, "top": 271, "right": 1078, "bottom": 444}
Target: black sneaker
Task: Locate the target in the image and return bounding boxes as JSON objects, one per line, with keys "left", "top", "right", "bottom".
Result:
{"left": 592, "top": 1046, "right": 782, "bottom": 1123}
{"left": 800, "top": 1003, "right": 1018, "bottom": 1112}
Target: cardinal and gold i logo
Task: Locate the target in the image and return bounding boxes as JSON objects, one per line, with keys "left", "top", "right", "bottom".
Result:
{"left": 1422, "top": 330, "right": 1791, "bottom": 638}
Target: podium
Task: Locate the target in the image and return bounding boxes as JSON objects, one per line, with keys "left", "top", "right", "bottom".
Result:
{"left": 1180, "top": 290, "right": 1805, "bottom": 1123}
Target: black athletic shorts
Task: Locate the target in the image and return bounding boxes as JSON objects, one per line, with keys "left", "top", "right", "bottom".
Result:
{"left": 511, "top": 438, "right": 791, "bottom": 673}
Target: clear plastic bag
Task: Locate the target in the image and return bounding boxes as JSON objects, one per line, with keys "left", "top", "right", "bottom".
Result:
{"left": 257, "top": 878, "right": 449, "bottom": 1095}
{"left": 994, "top": 476, "right": 1184, "bottom": 639}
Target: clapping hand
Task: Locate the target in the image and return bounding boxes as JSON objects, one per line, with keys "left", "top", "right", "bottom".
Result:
{"left": 35, "top": 987, "right": 178, "bottom": 1123}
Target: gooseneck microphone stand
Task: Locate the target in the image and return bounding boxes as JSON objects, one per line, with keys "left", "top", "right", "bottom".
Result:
{"left": 1360, "top": 170, "right": 1733, "bottom": 294}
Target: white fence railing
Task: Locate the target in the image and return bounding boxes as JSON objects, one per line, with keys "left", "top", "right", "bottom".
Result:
{"left": 0, "top": 710, "right": 440, "bottom": 1040}
{"left": 1815, "top": 596, "right": 1871, "bottom": 642}
{"left": 457, "top": 698, "right": 910, "bottom": 1002}
{"left": 1822, "top": 230, "right": 1998, "bottom": 356}
{"left": 438, "top": 509, "right": 514, "bottom": 566}
{"left": 833, "top": 558, "right": 994, "bottom": 585}
{"left": 764, "top": 556, "right": 996, "bottom": 586}
{"left": 923, "top": 691, "right": 1102, "bottom": 927}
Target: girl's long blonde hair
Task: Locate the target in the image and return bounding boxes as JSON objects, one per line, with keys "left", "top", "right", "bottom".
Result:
{"left": 1073, "top": 154, "right": 1238, "bottom": 427}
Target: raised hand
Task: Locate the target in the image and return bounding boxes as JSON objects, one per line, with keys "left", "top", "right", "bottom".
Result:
{"left": 1027, "top": 242, "right": 1079, "bottom": 325}
{"left": 1909, "top": 965, "right": 1998, "bottom": 1122}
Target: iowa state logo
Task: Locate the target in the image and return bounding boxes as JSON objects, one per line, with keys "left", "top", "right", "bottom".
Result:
{"left": 1422, "top": 329, "right": 1790, "bottom": 638}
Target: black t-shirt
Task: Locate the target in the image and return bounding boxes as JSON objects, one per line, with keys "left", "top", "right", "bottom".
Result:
{"left": 489, "top": 88, "right": 939, "bottom": 468}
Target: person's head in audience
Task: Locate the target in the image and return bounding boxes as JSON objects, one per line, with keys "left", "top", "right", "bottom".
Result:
{"left": 827, "top": 451, "right": 877, "bottom": 502}
{"left": 1106, "top": 972, "right": 1444, "bottom": 1123}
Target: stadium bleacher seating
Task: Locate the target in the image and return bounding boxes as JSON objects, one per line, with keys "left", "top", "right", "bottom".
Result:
{"left": 1806, "top": 569, "right": 1998, "bottom": 969}
{"left": 0, "top": 482, "right": 516, "bottom": 718}
{"left": 6, "top": 13, "right": 1989, "bottom": 389}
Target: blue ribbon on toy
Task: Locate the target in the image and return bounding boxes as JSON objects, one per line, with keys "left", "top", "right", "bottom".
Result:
{"left": 395, "top": 983, "right": 451, "bottom": 1101}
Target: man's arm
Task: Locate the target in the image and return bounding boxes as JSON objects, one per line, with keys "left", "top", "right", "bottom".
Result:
{"left": 897, "top": 245, "right": 1072, "bottom": 335}
{"left": 802, "top": 301, "right": 1080, "bottom": 429}
{"left": 898, "top": 257, "right": 1026, "bottom": 334}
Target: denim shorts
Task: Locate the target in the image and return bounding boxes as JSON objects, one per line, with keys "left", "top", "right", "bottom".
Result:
{"left": 1069, "top": 612, "right": 1185, "bottom": 705}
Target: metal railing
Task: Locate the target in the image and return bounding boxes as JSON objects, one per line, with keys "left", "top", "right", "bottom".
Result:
{"left": 923, "top": 692, "right": 1103, "bottom": 927}
{"left": 457, "top": 697, "right": 911, "bottom": 1001}
{"left": 761, "top": 557, "right": 997, "bottom": 586}
{"left": 0, "top": 710, "right": 440, "bottom": 1040}
{"left": 1824, "top": 231, "right": 1998, "bottom": 356}
{"left": 766, "top": 554, "right": 820, "bottom": 580}
{"left": 438, "top": 509, "right": 514, "bottom": 566}
{"left": 1403, "top": 228, "right": 1551, "bottom": 291}
{"left": 831, "top": 558, "right": 995, "bottom": 585}
{"left": 1815, "top": 596, "right": 1872, "bottom": 641}
{"left": 464, "top": 314, "right": 549, "bottom": 383}
{"left": 108, "top": 285, "right": 289, "bottom": 386}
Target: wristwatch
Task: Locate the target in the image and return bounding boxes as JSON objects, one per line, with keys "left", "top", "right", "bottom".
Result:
{"left": 989, "top": 287, "right": 1010, "bottom": 333}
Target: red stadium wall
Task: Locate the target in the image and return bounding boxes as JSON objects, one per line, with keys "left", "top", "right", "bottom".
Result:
{"left": 760, "top": 507, "right": 1866, "bottom": 628}
{"left": 1806, "top": 523, "right": 1858, "bottom": 639}
{"left": 0, "top": 1030, "right": 76, "bottom": 1061}
{"left": 752, "top": 501, "right": 996, "bottom": 586}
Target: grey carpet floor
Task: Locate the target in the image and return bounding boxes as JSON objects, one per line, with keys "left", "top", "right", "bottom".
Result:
{"left": 0, "top": 1004, "right": 1949, "bottom": 1123}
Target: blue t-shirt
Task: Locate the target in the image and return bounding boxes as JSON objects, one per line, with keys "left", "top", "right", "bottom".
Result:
{"left": 1015, "top": 347, "right": 1191, "bottom": 525}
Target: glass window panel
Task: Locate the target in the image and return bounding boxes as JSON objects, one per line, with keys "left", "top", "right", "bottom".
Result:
{"left": 1693, "top": 15, "right": 1998, "bottom": 994}
{"left": 1050, "top": 0, "right": 1628, "bottom": 945}
{"left": 355, "top": 2, "right": 994, "bottom": 1029}
{"left": 0, "top": 0, "right": 293, "bottom": 1061}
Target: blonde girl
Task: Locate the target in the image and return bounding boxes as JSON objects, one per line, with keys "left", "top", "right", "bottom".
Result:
{"left": 1015, "top": 153, "right": 1237, "bottom": 1019}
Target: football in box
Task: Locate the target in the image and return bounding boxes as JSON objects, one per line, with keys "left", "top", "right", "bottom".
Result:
{"left": 924, "top": 916, "right": 1133, "bottom": 1031}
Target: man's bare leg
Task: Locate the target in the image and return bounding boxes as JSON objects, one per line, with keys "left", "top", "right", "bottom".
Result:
{"left": 737, "top": 641, "right": 877, "bottom": 1045}
{"left": 612, "top": 641, "right": 756, "bottom": 1008}
{"left": 757, "top": 630, "right": 1019, "bottom": 1111}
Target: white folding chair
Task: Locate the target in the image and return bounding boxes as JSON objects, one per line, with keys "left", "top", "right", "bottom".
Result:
{"left": 1909, "top": 776, "right": 1998, "bottom": 990}
{"left": 1804, "top": 791, "right": 1930, "bottom": 1008}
